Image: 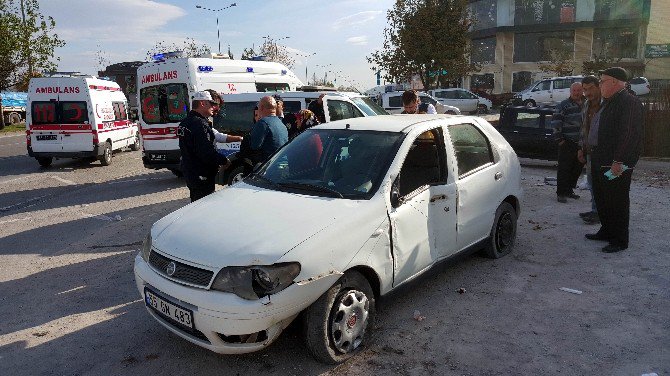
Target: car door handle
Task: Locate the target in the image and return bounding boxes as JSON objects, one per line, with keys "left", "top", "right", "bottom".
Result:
{"left": 512, "top": 130, "right": 519, "bottom": 133}
{"left": 430, "top": 194, "right": 447, "bottom": 202}
{"left": 495, "top": 172, "right": 503, "bottom": 181}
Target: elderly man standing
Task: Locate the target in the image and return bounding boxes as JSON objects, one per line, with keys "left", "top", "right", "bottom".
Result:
{"left": 249, "top": 96, "right": 289, "bottom": 163}
{"left": 552, "top": 82, "right": 585, "bottom": 203}
{"left": 585, "top": 67, "right": 643, "bottom": 253}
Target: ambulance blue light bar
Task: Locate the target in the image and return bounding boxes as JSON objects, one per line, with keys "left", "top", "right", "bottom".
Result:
{"left": 281, "top": 70, "right": 287, "bottom": 75}
{"left": 152, "top": 51, "right": 184, "bottom": 61}
{"left": 198, "top": 66, "right": 214, "bottom": 72}
{"left": 247, "top": 67, "right": 254, "bottom": 73}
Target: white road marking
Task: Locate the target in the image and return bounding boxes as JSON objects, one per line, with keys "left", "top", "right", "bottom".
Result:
{"left": 0, "top": 195, "right": 49, "bottom": 212}
{"left": 56, "top": 285, "right": 86, "bottom": 295}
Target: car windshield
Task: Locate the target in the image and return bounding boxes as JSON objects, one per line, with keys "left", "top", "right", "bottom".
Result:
{"left": 350, "top": 97, "right": 389, "bottom": 116}
{"left": 248, "top": 129, "right": 404, "bottom": 199}
{"left": 520, "top": 81, "right": 540, "bottom": 93}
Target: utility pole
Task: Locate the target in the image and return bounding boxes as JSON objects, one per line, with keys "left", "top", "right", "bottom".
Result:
{"left": 20, "top": 0, "right": 33, "bottom": 81}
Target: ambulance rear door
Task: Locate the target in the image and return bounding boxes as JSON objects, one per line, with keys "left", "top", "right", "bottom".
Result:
{"left": 28, "top": 81, "right": 62, "bottom": 153}
{"left": 58, "top": 78, "right": 94, "bottom": 153}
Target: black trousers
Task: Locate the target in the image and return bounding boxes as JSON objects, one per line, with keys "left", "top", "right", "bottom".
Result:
{"left": 556, "top": 140, "right": 584, "bottom": 196}
{"left": 591, "top": 159, "right": 632, "bottom": 247}
{"left": 186, "top": 177, "right": 215, "bottom": 202}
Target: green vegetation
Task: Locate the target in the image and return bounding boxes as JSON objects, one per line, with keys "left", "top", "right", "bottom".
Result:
{"left": 0, "top": 121, "right": 25, "bottom": 133}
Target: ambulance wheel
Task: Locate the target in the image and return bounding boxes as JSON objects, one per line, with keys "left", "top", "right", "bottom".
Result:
{"left": 226, "top": 166, "right": 245, "bottom": 186}
{"left": 99, "top": 142, "right": 112, "bottom": 166}
{"left": 129, "top": 132, "right": 140, "bottom": 151}
{"left": 36, "top": 157, "right": 53, "bottom": 168}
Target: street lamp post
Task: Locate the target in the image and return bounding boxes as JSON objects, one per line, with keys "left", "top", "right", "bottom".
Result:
{"left": 196, "top": 3, "right": 237, "bottom": 54}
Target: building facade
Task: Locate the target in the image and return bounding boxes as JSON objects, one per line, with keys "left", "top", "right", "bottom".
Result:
{"left": 466, "top": 0, "right": 669, "bottom": 94}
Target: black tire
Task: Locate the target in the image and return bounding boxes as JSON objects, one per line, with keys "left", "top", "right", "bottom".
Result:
{"left": 523, "top": 99, "right": 536, "bottom": 108}
{"left": 99, "top": 142, "right": 112, "bottom": 166}
{"left": 168, "top": 168, "right": 183, "bottom": 178}
{"left": 446, "top": 111, "right": 457, "bottom": 115}
{"left": 8, "top": 112, "right": 22, "bottom": 124}
{"left": 36, "top": 157, "right": 53, "bottom": 168}
{"left": 129, "top": 132, "right": 140, "bottom": 151}
{"left": 226, "top": 166, "right": 245, "bottom": 186}
{"left": 484, "top": 202, "right": 517, "bottom": 259}
{"left": 303, "top": 270, "right": 375, "bottom": 364}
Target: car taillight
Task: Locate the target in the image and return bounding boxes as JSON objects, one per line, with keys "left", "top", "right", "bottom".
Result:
{"left": 26, "top": 130, "right": 31, "bottom": 147}
{"left": 93, "top": 132, "right": 99, "bottom": 145}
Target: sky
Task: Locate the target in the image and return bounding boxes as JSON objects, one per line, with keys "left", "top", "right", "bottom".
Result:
{"left": 39, "top": 0, "right": 396, "bottom": 91}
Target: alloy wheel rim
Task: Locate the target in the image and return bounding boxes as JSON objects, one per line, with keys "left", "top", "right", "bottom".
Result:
{"left": 330, "top": 290, "right": 369, "bottom": 354}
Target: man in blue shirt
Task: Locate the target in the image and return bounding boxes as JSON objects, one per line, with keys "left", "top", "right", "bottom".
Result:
{"left": 249, "top": 96, "right": 289, "bottom": 163}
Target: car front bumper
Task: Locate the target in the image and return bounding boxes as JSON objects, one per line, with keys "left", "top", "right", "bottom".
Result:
{"left": 133, "top": 254, "right": 341, "bottom": 354}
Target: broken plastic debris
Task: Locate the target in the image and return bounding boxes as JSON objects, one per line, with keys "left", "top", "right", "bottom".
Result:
{"left": 559, "top": 287, "right": 582, "bottom": 295}
{"left": 413, "top": 310, "right": 425, "bottom": 321}
{"left": 457, "top": 287, "right": 466, "bottom": 294}
{"left": 114, "top": 215, "right": 122, "bottom": 221}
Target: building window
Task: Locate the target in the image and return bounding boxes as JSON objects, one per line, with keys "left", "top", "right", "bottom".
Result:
{"left": 512, "top": 71, "right": 534, "bottom": 92}
{"left": 470, "top": 0, "right": 497, "bottom": 31}
{"left": 514, "top": 31, "right": 574, "bottom": 63}
{"left": 592, "top": 28, "right": 638, "bottom": 59}
{"left": 594, "top": 0, "right": 646, "bottom": 21}
{"left": 514, "top": 0, "right": 576, "bottom": 25}
{"left": 471, "top": 74, "right": 495, "bottom": 93}
{"left": 471, "top": 37, "right": 496, "bottom": 65}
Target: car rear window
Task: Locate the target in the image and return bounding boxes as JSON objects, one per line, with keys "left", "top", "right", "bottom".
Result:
{"left": 31, "top": 101, "right": 89, "bottom": 124}
{"left": 139, "top": 83, "right": 189, "bottom": 124}
{"left": 216, "top": 101, "right": 257, "bottom": 135}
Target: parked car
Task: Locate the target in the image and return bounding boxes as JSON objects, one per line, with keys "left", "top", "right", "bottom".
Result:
{"left": 628, "top": 77, "right": 650, "bottom": 96}
{"left": 377, "top": 91, "right": 461, "bottom": 114}
{"left": 134, "top": 114, "right": 522, "bottom": 364}
{"left": 428, "top": 88, "right": 492, "bottom": 114}
{"left": 494, "top": 106, "right": 557, "bottom": 160}
{"left": 511, "top": 76, "right": 583, "bottom": 108}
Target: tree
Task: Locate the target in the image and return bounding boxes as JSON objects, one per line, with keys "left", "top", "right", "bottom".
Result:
{"left": 145, "top": 37, "right": 211, "bottom": 60}
{"left": 538, "top": 47, "right": 576, "bottom": 77}
{"left": 367, "top": 0, "right": 477, "bottom": 91}
{"left": 241, "top": 38, "right": 295, "bottom": 68}
{"left": 0, "top": 0, "right": 65, "bottom": 91}
{"left": 582, "top": 51, "right": 622, "bottom": 76}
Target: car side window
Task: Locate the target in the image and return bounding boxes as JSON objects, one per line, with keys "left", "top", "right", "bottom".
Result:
{"left": 398, "top": 128, "right": 446, "bottom": 198}
{"left": 533, "top": 81, "right": 550, "bottom": 91}
{"left": 515, "top": 113, "right": 542, "bottom": 129}
{"left": 283, "top": 100, "right": 301, "bottom": 114}
{"left": 388, "top": 95, "right": 402, "bottom": 108}
{"left": 327, "top": 100, "right": 363, "bottom": 121}
{"left": 448, "top": 123, "right": 494, "bottom": 176}
{"left": 553, "top": 79, "right": 571, "bottom": 90}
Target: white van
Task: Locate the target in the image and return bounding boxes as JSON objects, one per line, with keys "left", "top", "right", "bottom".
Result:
{"left": 377, "top": 91, "right": 461, "bottom": 115}
{"left": 137, "top": 54, "right": 304, "bottom": 175}
{"left": 512, "top": 76, "right": 583, "bottom": 107}
{"left": 27, "top": 75, "right": 139, "bottom": 167}
{"left": 216, "top": 90, "right": 389, "bottom": 185}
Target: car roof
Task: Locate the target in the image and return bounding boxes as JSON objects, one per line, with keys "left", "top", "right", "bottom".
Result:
{"left": 222, "top": 91, "right": 365, "bottom": 101}
{"left": 314, "top": 114, "right": 468, "bottom": 133}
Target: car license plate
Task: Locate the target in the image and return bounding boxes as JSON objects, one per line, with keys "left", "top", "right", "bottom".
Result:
{"left": 144, "top": 287, "right": 194, "bottom": 329}
{"left": 36, "top": 134, "right": 57, "bottom": 141}
{"left": 150, "top": 154, "right": 166, "bottom": 161}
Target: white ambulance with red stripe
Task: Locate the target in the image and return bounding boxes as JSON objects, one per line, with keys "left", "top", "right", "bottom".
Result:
{"left": 137, "top": 53, "right": 303, "bottom": 175}
{"left": 26, "top": 75, "right": 140, "bottom": 167}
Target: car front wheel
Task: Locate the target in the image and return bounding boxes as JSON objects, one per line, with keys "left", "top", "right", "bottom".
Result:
{"left": 303, "top": 270, "right": 375, "bottom": 364}
{"left": 99, "top": 142, "right": 112, "bottom": 166}
{"left": 523, "top": 99, "right": 536, "bottom": 108}
{"left": 226, "top": 166, "right": 246, "bottom": 186}
{"left": 484, "top": 201, "right": 517, "bottom": 258}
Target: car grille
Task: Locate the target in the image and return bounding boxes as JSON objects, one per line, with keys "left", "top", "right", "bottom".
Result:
{"left": 148, "top": 250, "right": 214, "bottom": 287}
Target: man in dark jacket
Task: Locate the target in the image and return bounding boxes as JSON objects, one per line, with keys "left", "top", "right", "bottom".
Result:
{"left": 585, "top": 67, "right": 643, "bottom": 253}
{"left": 551, "top": 82, "right": 585, "bottom": 202}
{"left": 178, "top": 91, "right": 229, "bottom": 202}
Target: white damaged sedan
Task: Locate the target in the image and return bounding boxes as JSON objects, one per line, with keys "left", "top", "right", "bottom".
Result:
{"left": 134, "top": 114, "right": 522, "bottom": 363}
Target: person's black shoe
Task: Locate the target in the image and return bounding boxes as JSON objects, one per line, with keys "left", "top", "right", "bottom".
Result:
{"left": 602, "top": 244, "right": 627, "bottom": 253}
{"left": 579, "top": 211, "right": 593, "bottom": 218}
{"left": 585, "top": 233, "right": 610, "bottom": 241}
{"left": 583, "top": 214, "right": 600, "bottom": 225}
{"left": 557, "top": 195, "right": 568, "bottom": 203}
{"left": 567, "top": 193, "right": 580, "bottom": 199}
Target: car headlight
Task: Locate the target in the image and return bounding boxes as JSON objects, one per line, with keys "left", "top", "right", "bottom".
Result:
{"left": 140, "top": 232, "right": 152, "bottom": 261}
{"left": 211, "top": 262, "right": 301, "bottom": 300}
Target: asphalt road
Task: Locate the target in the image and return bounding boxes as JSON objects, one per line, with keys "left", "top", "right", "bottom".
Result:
{"left": 1, "top": 132, "right": 668, "bottom": 375}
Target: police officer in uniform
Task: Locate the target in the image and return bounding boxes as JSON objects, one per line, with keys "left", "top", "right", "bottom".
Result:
{"left": 178, "top": 91, "right": 229, "bottom": 202}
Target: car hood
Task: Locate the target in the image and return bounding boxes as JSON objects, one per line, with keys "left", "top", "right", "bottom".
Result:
{"left": 152, "top": 183, "right": 367, "bottom": 268}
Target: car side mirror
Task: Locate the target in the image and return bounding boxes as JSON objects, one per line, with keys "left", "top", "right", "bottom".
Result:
{"left": 390, "top": 177, "right": 401, "bottom": 208}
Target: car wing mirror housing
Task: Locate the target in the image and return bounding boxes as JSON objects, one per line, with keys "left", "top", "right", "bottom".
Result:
{"left": 390, "top": 177, "right": 401, "bottom": 208}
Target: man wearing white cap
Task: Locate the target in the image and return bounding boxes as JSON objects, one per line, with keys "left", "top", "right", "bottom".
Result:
{"left": 178, "top": 91, "right": 229, "bottom": 202}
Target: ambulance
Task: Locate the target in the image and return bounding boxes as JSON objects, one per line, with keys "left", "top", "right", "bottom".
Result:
{"left": 26, "top": 74, "right": 139, "bottom": 167}
{"left": 137, "top": 52, "right": 304, "bottom": 175}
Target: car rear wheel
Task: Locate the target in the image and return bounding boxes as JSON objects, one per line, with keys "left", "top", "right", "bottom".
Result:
{"left": 168, "top": 168, "right": 183, "bottom": 178}
{"left": 129, "top": 132, "right": 140, "bottom": 151}
{"left": 99, "top": 142, "right": 112, "bottom": 166}
{"left": 484, "top": 202, "right": 517, "bottom": 259}
{"left": 445, "top": 111, "right": 457, "bottom": 115}
{"left": 36, "top": 157, "right": 53, "bottom": 168}
{"left": 304, "top": 270, "right": 375, "bottom": 364}
{"left": 226, "top": 166, "right": 246, "bottom": 186}
{"left": 523, "top": 99, "right": 536, "bottom": 108}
